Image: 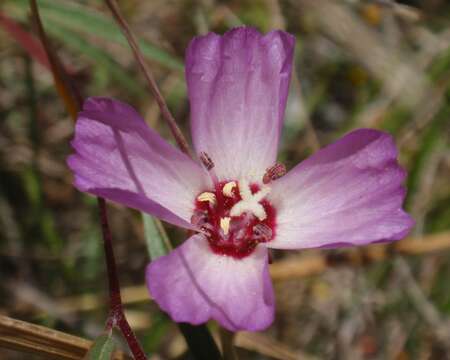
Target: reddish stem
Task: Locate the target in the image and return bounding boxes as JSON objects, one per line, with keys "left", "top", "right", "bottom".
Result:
{"left": 97, "top": 198, "right": 147, "bottom": 360}
{"left": 104, "top": 0, "right": 192, "bottom": 157}
{"left": 29, "top": 1, "right": 147, "bottom": 358}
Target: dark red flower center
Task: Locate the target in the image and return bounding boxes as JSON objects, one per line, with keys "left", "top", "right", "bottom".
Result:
{"left": 192, "top": 180, "right": 276, "bottom": 259}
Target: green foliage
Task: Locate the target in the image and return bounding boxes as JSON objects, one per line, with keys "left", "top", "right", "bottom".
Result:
{"left": 85, "top": 331, "right": 115, "bottom": 360}
{"left": 6, "top": 0, "right": 183, "bottom": 70}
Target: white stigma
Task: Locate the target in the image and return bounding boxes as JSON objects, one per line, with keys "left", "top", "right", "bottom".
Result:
{"left": 230, "top": 179, "right": 270, "bottom": 221}
{"left": 222, "top": 181, "right": 236, "bottom": 197}
{"left": 220, "top": 217, "right": 231, "bottom": 235}
{"left": 197, "top": 192, "right": 216, "bottom": 206}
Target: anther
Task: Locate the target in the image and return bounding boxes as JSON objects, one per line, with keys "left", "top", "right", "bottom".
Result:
{"left": 223, "top": 181, "right": 236, "bottom": 197}
{"left": 197, "top": 192, "right": 216, "bottom": 206}
{"left": 199, "top": 152, "right": 214, "bottom": 171}
{"left": 220, "top": 217, "right": 231, "bottom": 235}
{"left": 263, "top": 163, "right": 286, "bottom": 184}
{"left": 199, "top": 151, "right": 218, "bottom": 184}
{"left": 253, "top": 223, "right": 273, "bottom": 242}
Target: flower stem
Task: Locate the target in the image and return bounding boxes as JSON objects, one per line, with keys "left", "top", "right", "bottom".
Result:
{"left": 104, "top": 0, "right": 192, "bottom": 157}
{"left": 29, "top": 1, "right": 147, "bottom": 358}
{"left": 97, "top": 199, "right": 147, "bottom": 359}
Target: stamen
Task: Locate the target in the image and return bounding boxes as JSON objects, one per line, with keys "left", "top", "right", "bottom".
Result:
{"left": 199, "top": 152, "right": 214, "bottom": 170}
{"left": 199, "top": 151, "right": 218, "bottom": 184}
{"left": 222, "top": 181, "right": 236, "bottom": 197}
{"left": 220, "top": 217, "right": 231, "bottom": 235}
{"left": 197, "top": 192, "right": 216, "bottom": 206}
{"left": 263, "top": 163, "right": 286, "bottom": 184}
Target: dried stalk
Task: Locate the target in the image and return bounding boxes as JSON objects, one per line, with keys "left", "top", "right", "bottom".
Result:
{"left": 0, "top": 315, "right": 130, "bottom": 360}
{"left": 104, "top": 0, "right": 191, "bottom": 156}
{"left": 50, "top": 231, "right": 450, "bottom": 314}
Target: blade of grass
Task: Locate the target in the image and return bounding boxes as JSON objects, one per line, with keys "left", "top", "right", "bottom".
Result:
{"left": 142, "top": 214, "right": 171, "bottom": 260}
{"left": 84, "top": 331, "right": 115, "bottom": 360}
{"left": 0, "top": 11, "right": 50, "bottom": 69}
{"left": 45, "top": 21, "right": 144, "bottom": 97}
{"left": 7, "top": 0, "right": 183, "bottom": 70}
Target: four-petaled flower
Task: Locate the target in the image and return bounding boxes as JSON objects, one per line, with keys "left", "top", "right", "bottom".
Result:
{"left": 68, "top": 27, "right": 414, "bottom": 331}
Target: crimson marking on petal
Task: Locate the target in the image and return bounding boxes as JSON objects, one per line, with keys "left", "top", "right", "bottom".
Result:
{"left": 194, "top": 181, "right": 276, "bottom": 259}
{"left": 263, "top": 163, "right": 286, "bottom": 184}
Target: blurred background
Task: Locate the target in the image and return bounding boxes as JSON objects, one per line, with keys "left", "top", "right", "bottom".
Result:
{"left": 0, "top": 0, "right": 449, "bottom": 359}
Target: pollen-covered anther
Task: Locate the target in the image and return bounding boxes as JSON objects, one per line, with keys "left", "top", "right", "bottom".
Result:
{"left": 263, "top": 163, "right": 286, "bottom": 184}
{"left": 197, "top": 192, "right": 216, "bottom": 206}
{"left": 222, "top": 181, "right": 236, "bottom": 197}
{"left": 220, "top": 217, "right": 231, "bottom": 235}
{"left": 199, "top": 151, "right": 214, "bottom": 170}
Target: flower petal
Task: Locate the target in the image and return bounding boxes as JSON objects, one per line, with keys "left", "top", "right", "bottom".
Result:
{"left": 186, "top": 27, "right": 294, "bottom": 182}
{"left": 67, "top": 97, "right": 209, "bottom": 229}
{"left": 146, "top": 234, "right": 274, "bottom": 331}
{"left": 267, "top": 129, "right": 414, "bottom": 249}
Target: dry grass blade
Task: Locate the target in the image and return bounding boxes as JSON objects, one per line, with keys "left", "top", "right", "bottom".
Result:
{"left": 104, "top": 0, "right": 191, "bottom": 156}
{"left": 295, "top": 0, "right": 429, "bottom": 108}
{"left": 270, "top": 231, "right": 450, "bottom": 281}
{"left": 0, "top": 315, "right": 130, "bottom": 359}
{"left": 51, "top": 231, "right": 450, "bottom": 314}
{"left": 235, "top": 332, "right": 317, "bottom": 360}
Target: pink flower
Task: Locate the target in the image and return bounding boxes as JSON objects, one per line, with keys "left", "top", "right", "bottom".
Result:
{"left": 67, "top": 27, "right": 414, "bottom": 331}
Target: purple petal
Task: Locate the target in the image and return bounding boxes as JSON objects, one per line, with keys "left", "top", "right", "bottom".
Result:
{"left": 186, "top": 26, "right": 294, "bottom": 182}
{"left": 267, "top": 129, "right": 414, "bottom": 249}
{"left": 146, "top": 234, "right": 274, "bottom": 331}
{"left": 67, "top": 97, "right": 210, "bottom": 229}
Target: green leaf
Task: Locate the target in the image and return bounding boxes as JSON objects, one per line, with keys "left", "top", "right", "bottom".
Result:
{"left": 7, "top": 0, "right": 183, "bottom": 70}
{"left": 44, "top": 21, "right": 143, "bottom": 96}
{"left": 85, "top": 332, "right": 115, "bottom": 360}
{"left": 142, "top": 214, "right": 171, "bottom": 260}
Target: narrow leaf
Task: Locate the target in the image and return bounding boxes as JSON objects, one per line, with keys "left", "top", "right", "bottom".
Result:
{"left": 0, "top": 11, "right": 50, "bottom": 69}
{"left": 7, "top": 0, "right": 183, "bottom": 70}
{"left": 84, "top": 332, "right": 115, "bottom": 360}
{"left": 142, "top": 214, "right": 171, "bottom": 260}
{"left": 44, "top": 21, "right": 143, "bottom": 96}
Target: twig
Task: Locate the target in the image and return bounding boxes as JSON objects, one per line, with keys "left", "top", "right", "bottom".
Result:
{"left": 104, "top": 0, "right": 191, "bottom": 156}
{"left": 29, "top": 2, "right": 147, "bottom": 359}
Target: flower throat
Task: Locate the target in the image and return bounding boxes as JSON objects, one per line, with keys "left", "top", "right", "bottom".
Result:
{"left": 191, "top": 153, "right": 284, "bottom": 259}
{"left": 192, "top": 180, "right": 276, "bottom": 258}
